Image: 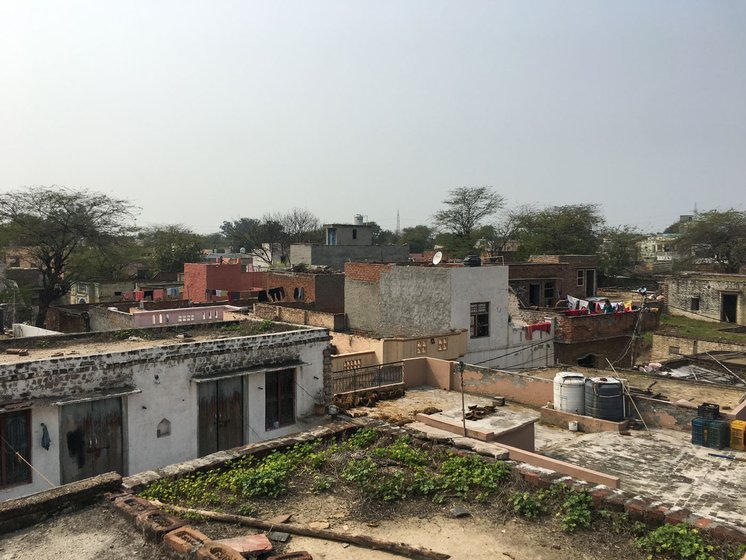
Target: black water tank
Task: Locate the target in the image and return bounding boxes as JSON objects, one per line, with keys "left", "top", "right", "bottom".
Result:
{"left": 585, "top": 377, "right": 625, "bottom": 421}
{"left": 463, "top": 255, "right": 482, "bottom": 267}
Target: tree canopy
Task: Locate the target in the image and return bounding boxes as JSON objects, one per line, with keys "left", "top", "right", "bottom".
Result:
{"left": 598, "top": 225, "right": 644, "bottom": 279}
{"left": 675, "top": 209, "right": 746, "bottom": 273}
{"left": 140, "top": 225, "right": 203, "bottom": 274}
{"left": 0, "top": 186, "right": 136, "bottom": 326}
{"left": 433, "top": 186, "right": 505, "bottom": 257}
{"left": 512, "top": 204, "right": 604, "bottom": 260}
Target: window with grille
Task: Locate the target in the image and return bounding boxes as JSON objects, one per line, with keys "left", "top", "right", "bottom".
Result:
{"left": 0, "top": 409, "right": 31, "bottom": 488}
{"left": 470, "top": 302, "right": 489, "bottom": 338}
{"left": 416, "top": 340, "right": 427, "bottom": 354}
{"left": 265, "top": 369, "right": 295, "bottom": 430}
{"left": 437, "top": 338, "right": 448, "bottom": 351}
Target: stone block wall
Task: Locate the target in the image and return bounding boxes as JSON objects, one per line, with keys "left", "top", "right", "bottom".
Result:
{"left": 651, "top": 333, "right": 746, "bottom": 362}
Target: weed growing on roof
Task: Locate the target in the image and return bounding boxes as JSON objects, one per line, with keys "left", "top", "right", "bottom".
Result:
{"left": 512, "top": 491, "right": 547, "bottom": 520}
{"left": 435, "top": 453, "right": 511, "bottom": 502}
{"left": 635, "top": 524, "right": 716, "bottom": 560}
{"left": 558, "top": 489, "right": 593, "bottom": 532}
{"left": 347, "top": 427, "right": 379, "bottom": 448}
{"left": 372, "top": 435, "right": 429, "bottom": 467}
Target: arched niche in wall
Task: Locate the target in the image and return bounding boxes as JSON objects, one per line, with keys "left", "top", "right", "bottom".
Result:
{"left": 157, "top": 418, "right": 171, "bottom": 438}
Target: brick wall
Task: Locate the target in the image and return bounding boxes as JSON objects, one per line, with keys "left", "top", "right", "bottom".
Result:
{"left": 651, "top": 333, "right": 746, "bottom": 362}
{"left": 555, "top": 337, "right": 633, "bottom": 368}
{"left": 344, "top": 262, "right": 392, "bottom": 283}
{"left": 555, "top": 310, "right": 660, "bottom": 342}
{"left": 509, "top": 260, "right": 595, "bottom": 302}
{"left": 253, "top": 303, "right": 346, "bottom": 331}
{"left": 265, "top": 272, "right": 345, "bottom": 313}
{"left": 665, "top": 274, "right": 746, "bottom": 325}
{"left": 0, "top": 328, "right": 330, "bottom": 401}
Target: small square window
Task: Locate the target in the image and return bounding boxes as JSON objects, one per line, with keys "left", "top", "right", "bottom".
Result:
{"left": 669, "top": 346, "right": 680, "bottom": 355}
{"left": 577, "top": 270, "right": 584, "bottom": 287}
{"left": 416, "top": 340, "right": 427, "bottom": 354}
{"left": 690, "top": 297, "right": 700, "bottom": 311}
{"left": 437, "top": 338, "right": 448, "bottom": 351}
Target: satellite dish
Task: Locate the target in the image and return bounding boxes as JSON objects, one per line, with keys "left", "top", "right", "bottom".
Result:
{"left": 239, "top": 247, "right": 246, "bottom": 254}
{"left": 432, "top": 251, "right": 443, "bottom": 265}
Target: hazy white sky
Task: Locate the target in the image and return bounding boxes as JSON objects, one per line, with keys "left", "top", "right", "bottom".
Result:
{"left": 1, "top": 1, "right": 744, "bottom": 234}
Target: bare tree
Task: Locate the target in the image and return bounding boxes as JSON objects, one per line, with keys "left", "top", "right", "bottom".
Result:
{"left": 0, "top": 186, "right": 136, "bottom": 326}
{"left": 277, "top": 208, "right": 321, "bottom": 243}
{"left": 434, "top": 186, "right": 505, "bottom": 240}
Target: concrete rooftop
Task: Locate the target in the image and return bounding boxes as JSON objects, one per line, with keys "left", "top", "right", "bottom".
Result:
{"left": 354, "top": 387, "right": 746, "bottom": 530}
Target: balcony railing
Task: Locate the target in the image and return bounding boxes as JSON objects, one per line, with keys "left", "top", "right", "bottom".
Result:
{"left": 331, "top": 362, "right": 403, "bottom": 395}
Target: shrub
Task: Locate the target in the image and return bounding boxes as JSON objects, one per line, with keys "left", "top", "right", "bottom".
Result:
{"left": 635, "top": 524, "right": 715, "bottom": 560}
{"left": 559, "top": 490, "right": 593, "bottom": 532}
{"left": 512, "top": 491, "right": 547, "bottom": 520}
{"left": 436, "top": 454, "right": 511, "bottom": 501}
{"left": 347, "top": 428, "right": 379, "bottom": 448}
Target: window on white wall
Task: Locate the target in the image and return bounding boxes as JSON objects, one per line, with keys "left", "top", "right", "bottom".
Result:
{"left": 265, "top": 369, "right": 295, "bottom": 430}
{"left": 470, "top": 302, "right": 489, "bottom": 338}
{"left": 0, "top": 410, "right": 31, "bottom": 488}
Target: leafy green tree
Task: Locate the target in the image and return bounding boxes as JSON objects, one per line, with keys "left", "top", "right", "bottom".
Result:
{"left": 513, "top": 204, "right": 604, "bottom": 260}
{"left": 675, "top": 209, "right": 746, "bottom": 273}
{"left": 434, "top": 186, "right": 505, "bottom": 240}
{"left": 220, "top": 216, "right": 286, "bottom": 266}
{"left": 0, "top": 186, "right": 135, "bottom": 326}
{"left": 68, "top": 235, "right": 144, "bottom": 281}
{"left": 598, "top": 226, "right": 644, "bottom": 279}
{"left": 140, "top": 225, "right": 203, "bottom": 274}
{"left": 367, "top": 222, "right": 400, "bottom": 246}
{"left": 399, "top": 225, "right": 434, "bottom": 253}
{"left": 433, "top": 232, "right": 476, "bottom": 259}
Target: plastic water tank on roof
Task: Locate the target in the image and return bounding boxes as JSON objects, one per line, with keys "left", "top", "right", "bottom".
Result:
{"left": 553, "top": 372, "right": 585, "bottom": 415}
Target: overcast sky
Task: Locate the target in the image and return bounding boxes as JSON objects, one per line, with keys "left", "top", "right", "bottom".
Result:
{"left": 1, "top": 1, "right": 744, "bottom": 235}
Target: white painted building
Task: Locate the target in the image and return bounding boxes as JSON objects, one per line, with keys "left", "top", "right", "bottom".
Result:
{"left": 0, "top": 326, "right": 329, "bottom": 501}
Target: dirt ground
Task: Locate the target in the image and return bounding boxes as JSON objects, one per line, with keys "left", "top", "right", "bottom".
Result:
{"left": 0, "top": 502, "right": 637, "bottom": 560}
{"left": 0, "top": 504, "right": 169, "bottom": 560}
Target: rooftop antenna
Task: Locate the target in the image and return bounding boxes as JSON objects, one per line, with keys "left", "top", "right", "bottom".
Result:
{"left": 432, "top": 251, "right": 443, "bottom": 265}
{"left": 396, "top": 210, "right": 401, "bottom": 237}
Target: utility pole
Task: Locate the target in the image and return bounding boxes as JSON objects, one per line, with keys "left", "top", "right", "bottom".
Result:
{"left": 459, "top": 361, "right": 466, "bottom": 436}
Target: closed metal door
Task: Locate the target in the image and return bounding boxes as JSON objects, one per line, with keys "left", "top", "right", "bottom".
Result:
{"left": 198, "top": 377, "right": 243, "bottom": 457}
{"left": 60, "top": 398, "right": 123, "bottom": 484}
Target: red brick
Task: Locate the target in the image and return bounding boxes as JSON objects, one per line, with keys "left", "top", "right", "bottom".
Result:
{"left": 164, "top": 526, "right": 211, "bottom": 556}
{"left": 644, "top": 504, "right": 669, "bottom": 526}
{"left": 664, "top": 508, "right": 691, "bottom": 525}
{"left": 196, "top": 543, "right": 245, "bottom": 560}
{"left": 707, "top": 523, "right": 746, "bottom": 544}
{"left": 113, "top": 495, "right": 155, "bottom": 519}
{"left": 589, "top": 487, "right": 612, "bottom": 508}
{"left": 135, "top": 509, "right": 186, "bottom": 542}
{"left": 625, "top": 498, "right": 648, "bottom": 522}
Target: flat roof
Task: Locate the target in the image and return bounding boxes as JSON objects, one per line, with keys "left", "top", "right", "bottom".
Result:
{"left": 0, "top": 319, "right": 310, "bottom": 365}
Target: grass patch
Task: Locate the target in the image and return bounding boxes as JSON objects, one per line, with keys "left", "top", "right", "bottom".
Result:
{"left": 660, "top": 314, "right": 746, "bottom": 344}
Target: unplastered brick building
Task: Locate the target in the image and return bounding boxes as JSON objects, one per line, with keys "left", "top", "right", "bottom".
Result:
{"left": 665, "top": 272, "right": 746, "bottom": 325}
{"left": 508, "top": 255, "right": 598, "bottom": 308}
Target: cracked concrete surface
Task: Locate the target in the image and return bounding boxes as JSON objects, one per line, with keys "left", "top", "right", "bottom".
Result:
{"left": 539, "top": 428, "right": 746, "bottom": 528}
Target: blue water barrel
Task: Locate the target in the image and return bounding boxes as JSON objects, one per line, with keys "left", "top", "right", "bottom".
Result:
{"left": 584, "top": 377, "right": 625, "bottom": 421}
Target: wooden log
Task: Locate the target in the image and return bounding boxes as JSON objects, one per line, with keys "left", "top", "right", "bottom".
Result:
{"left": 148, "top": 501, "right": 450, "bottom": 560}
